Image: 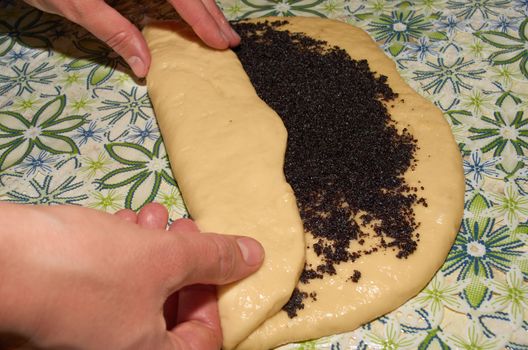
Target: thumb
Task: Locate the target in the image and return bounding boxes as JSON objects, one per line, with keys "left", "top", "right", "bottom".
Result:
{"left": 164, "top": 219, "right": 265, "bottom": 289}
{"left": 66, "top": 1, "right": 150, "bottom": 77}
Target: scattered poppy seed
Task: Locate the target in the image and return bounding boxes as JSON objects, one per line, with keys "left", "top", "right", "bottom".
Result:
{"left": 282, "top": 288, "right": 308, "bottom": 318}
{"left": 350, "top": 270, "right": 362, "bottom": 283}
{"left": 232, "top": 20, "right": 426, "bottom": 319}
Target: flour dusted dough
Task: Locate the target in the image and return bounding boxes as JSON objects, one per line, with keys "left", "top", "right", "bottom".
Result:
{"left": 145, "top": 17, "right": 464, "bottom": 350}
{"left": 144, "top": 22, "right": 305, "bottom": 349}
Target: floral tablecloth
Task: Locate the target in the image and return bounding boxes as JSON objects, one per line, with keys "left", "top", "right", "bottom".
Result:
{"left": 0, "top": 0, "right": 527, "bottom": 349}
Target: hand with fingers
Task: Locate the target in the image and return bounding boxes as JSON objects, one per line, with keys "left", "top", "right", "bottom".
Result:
{"left": 0, "top": 203, "right": 264, "bottom": 349}
{"left": 22, "top": 0, "right": 241, "bottom": 77}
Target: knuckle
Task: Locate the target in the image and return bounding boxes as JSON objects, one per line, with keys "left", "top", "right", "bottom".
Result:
{"left": 104, "top": 29, "right": 134, "bottom": 53}
{"left": 212, "top": 237, "right": 237, "bottom": 282}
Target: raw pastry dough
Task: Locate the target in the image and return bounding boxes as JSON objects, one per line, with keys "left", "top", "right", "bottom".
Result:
{"left": 234, "top": 17, "right": 464, "bottom": 350}
{"left": 145, "top": 17, "right": 464, "bottom": 350}
{"left": 144, "top": 22, "right": 305, "bottom": 350}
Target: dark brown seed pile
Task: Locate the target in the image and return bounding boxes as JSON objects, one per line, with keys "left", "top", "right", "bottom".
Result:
{"left": 282, "top": 288, "right": 318, "bottom": 318}
{"left": 232, "top": 20, "right": 425, "bottom": 318}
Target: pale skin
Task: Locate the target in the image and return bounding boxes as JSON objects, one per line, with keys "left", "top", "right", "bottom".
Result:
{"left": 23, "top": 0, "right": 241, "bottom": 77}
{"left": 3, "top": 2, "right": 252, "bottom": 349}
{"left": 0, "top": 203, "right": 264, "bottom": 349}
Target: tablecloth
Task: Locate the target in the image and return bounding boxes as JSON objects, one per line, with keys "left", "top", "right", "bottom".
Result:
{"left": 0, "top": 0, "right": 527, "bottom": 349}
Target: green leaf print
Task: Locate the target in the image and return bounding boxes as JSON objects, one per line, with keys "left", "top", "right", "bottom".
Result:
{"left": 464, "top": 277, "right": 490, "bottom": 309}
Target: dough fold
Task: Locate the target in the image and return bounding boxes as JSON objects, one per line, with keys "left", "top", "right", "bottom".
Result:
{"left": 144, "top": 22, "right": 306, "bottom": 350}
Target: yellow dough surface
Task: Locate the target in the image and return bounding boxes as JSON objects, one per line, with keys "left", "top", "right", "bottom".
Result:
{"left": 233, "top": 17, "right": 465, "bottom": 350}
{"left": 145, "top": 17, "right": 464, "bottom": 350}
{"left": 144, "top": 22, "right": 306, "bottom": 350}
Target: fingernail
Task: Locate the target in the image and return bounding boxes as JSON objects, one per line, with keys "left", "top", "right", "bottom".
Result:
{"left": 237, "top": 237, "right": 264, "bottom": 266}
{"left": 128, "top": 56, "right": 146, "bottom": 77}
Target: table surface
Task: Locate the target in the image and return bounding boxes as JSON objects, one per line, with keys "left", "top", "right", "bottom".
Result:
{"left": 0, "top": 0, "right": 527, "bottom": 349}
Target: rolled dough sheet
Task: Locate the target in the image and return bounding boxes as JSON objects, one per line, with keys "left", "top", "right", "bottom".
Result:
{"left": 144, "top": 22, "right": 306, "bottom": 349}
{"left": 234, "top": 17, "right": 465, "bottom": 350}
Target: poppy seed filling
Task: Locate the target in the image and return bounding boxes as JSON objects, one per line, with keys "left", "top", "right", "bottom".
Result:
{"left": 232, "top": 20, "right": 426, "bottom": 318}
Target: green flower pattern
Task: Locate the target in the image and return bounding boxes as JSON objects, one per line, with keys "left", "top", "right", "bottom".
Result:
{"left": 99, "top": 138, "right": 176, "bottom": 211}
{"left": 476, "top": 19, "right": 528, "bottom": 79}
{"left": 0, "top": 9, "right": 59, "bottom": 56}
{"left": 65, "top": 37, "right": 128, "bottom": 87}
{"left": 0, "top": 95, "right": 85, "bottom": 170}
{"left": 0, "top": 0, "right": 527, "bottom": 349}
{"left": 366, "top": 2, "right": 447, "bottom": 56}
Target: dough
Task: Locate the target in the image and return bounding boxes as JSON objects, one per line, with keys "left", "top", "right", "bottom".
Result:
{"left": 145, "top": 17, "right": 464, "bottom": 350}
{"left": 233, "top": 17, "right": 464, "bottom": 350}
{"left": 143, "top": 22, "right": 306, "bottom": 349}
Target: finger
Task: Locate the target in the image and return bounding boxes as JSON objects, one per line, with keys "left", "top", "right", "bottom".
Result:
{"left": 163, "top": 217, "right": 200, "bottom": 329}
{"left": 114, "top": 209, "right": 138, "bottom": 223}
{"left": 176, "top": 285, "right": 218, "bottom": 332}
{"left": 200, "top": 0, "right": 240, "bottom": 46}
{"left": 169, "top": 285, "right": 221, "bottom": 350}
{"left": 138, "top": 203, "right": 169, "bottom": 230}
{"left": 169, "top": 218, "right": 200, "bottom": 235}
{"left": 167, "top": 0, "right": 229, "bottom": 49}
{"left": 64, "top": 1, "right": 150, "bottom": 77}
{"left": 163, "top": 291, "right": 179, "bottom": 330}
{"left": 167, "top": 319, "right": 220, "bottom": 350}
{"left": 164, "top": 231, "right": 264, "bottom": 288}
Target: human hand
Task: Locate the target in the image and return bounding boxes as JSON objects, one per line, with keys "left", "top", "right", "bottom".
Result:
{"left": 23, "top": 0, "right": 241, "bottom": 77}
{"left": 0, "top": 203, "right": 263, "bottom": 349}
{"left": 115, "top": 203, "right": 235, "bottom": 347}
